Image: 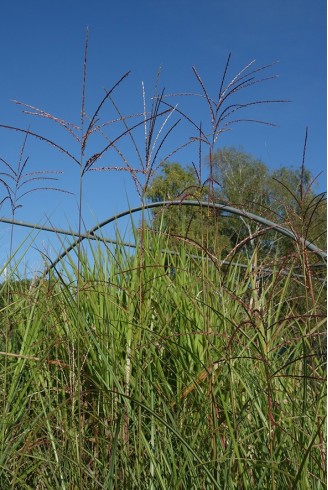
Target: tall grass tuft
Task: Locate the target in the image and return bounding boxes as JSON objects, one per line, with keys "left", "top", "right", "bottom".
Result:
{"left": 0, "top": 221, "right": 326, "bottom": 488}
{"left": 0, "top": 39, "right": 326, "bottom": 488}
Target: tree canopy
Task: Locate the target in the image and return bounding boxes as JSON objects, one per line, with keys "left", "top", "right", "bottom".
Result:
{"left": 145, "top": 147, "right": 326, "bottom": 257}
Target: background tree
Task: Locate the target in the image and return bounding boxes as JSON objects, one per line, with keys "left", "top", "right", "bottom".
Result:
{"left": 145, "top": 162, "right": 230, "bottom": 255}
{"left": 146, "top": 147, "right": 326, "bottom": 260}
{"left": 210, "top": 147, "right": 327, "bottom": 257}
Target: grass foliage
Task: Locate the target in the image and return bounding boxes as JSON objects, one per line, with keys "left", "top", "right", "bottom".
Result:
{"left": 0, "top": 226, "right": 326, "bottom": 489}
{"left": 0, "top": 41, "right": 326, "bottom": 488}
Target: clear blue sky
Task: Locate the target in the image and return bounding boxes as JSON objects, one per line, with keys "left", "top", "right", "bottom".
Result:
{"left": 0, "top": 0, "right": 326, "bottom": 273}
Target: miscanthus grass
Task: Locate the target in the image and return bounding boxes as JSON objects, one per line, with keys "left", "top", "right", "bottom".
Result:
{"left": 0, "top": 222, "right": 325, "bottom": 489}
{"left": 0, "top": 39, "right": 326, "bottom": 488}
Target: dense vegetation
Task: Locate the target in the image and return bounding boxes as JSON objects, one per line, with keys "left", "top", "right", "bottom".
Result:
{"left": 0, "top": 47, "right": 326, "bottom": 488}
{"left": 0, "top": 226, "right": 326, "bottom": 489}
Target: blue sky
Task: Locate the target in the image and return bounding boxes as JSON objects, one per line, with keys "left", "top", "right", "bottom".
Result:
{"left": 0, "top": 0, "right": 326, "bottom": 274}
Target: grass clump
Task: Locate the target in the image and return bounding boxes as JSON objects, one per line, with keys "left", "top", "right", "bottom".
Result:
{"left": 0, "top": 41, "right": 326, "bottom": 488}
{"left": 0, "top": 224, "right": 326, "bottom": 489}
